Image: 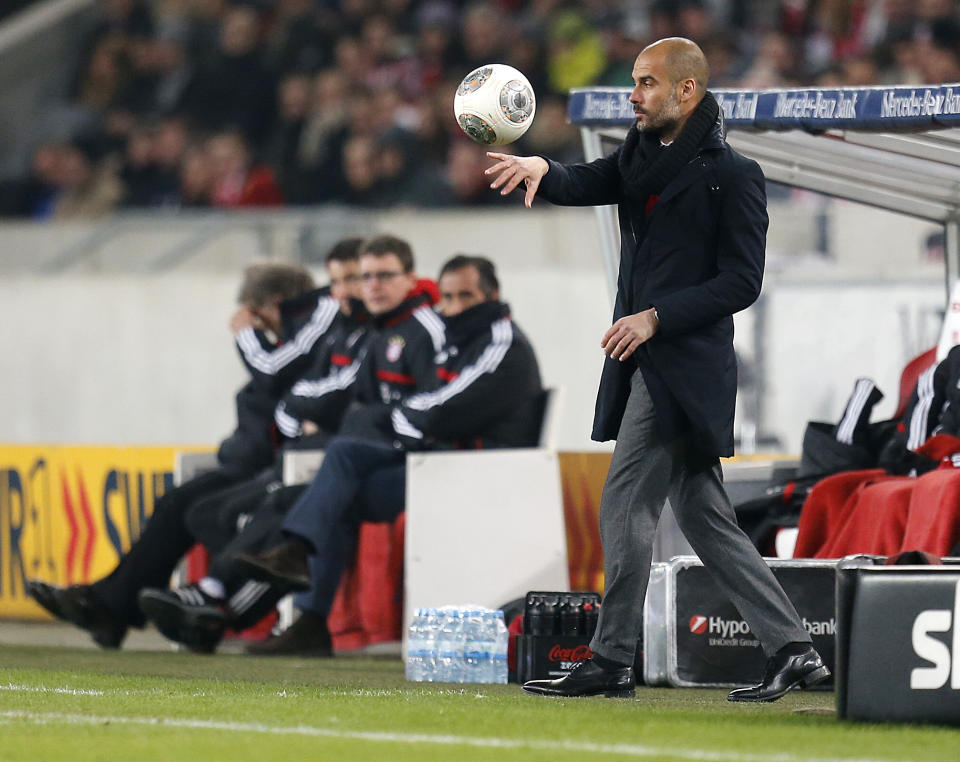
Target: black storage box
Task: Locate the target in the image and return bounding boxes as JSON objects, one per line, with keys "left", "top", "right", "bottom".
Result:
{"left": 644, "top": 556, "right": 837, "bottom": 688}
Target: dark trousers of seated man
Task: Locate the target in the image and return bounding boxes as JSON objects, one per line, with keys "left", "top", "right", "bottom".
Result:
{"left": 183, "top": 433, "right": 333, "bottom": 559}
{"left": 91, "top": 465, "right": 276, "bottom": 625}
{"left": 184, "top": 467, "right": 286, "bottom": 557}
{"left": 200, "top": 438, "right": 405, "bottom": 629}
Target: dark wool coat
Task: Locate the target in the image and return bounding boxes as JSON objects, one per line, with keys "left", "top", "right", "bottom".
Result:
{"left": 537, "top": 117, "right": 766, "bottom": 457}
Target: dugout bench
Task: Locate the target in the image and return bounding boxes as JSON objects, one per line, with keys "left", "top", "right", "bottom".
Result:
{"left": 176, "top": 388, "right": 570, "bottom": 649}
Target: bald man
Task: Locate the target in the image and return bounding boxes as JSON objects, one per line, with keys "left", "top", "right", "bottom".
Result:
{"left": 487, "top": 38, "right": 828, "bottom": 702}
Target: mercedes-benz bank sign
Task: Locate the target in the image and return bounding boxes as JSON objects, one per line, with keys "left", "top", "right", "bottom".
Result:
{"left": 837, "top": 565, "right": 960, "bottom": 724}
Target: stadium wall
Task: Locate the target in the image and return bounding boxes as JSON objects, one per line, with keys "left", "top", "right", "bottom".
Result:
{"left": 0, "top": 204, "right": 944, "bottom": 454}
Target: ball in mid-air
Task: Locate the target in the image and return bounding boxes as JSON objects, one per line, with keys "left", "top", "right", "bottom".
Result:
{"left": 453, "top": 64, "right": 536, "bottom": 146}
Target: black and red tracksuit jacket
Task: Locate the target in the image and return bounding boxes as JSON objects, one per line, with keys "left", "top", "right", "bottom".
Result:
{"left": 389, "top": 300, "right": 543, "bottom": 450}
{"left": 273, "top": 300, "right": 372, "bottom": 442}
{"left": 336, "top": 290, "right": 446, "bottom": 439}
{"left": 219, "top": 288, "right": 338, "bottom": 473}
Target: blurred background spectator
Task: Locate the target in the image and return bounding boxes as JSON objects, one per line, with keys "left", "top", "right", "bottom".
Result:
{"left": 3, "top": 0, "right": 960, "bottom": 219}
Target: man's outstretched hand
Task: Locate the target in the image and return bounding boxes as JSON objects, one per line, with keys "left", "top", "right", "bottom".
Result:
{"left": 601, "top": 309, "right": 660, "bottom": 362}
{"left": 485, "top": 153, "right": 549, "bottom": 208}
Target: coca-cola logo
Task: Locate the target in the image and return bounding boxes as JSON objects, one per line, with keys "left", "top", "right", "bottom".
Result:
{"left": 548, "top": 644, "right": 593, "bottom": 662}
{"left": 689, "top": 615, "right": 708, "bottom": 635}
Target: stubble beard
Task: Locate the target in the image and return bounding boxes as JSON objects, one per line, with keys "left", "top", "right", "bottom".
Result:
{"left": 637, "top": 90, "right": 682, "bottom": 138}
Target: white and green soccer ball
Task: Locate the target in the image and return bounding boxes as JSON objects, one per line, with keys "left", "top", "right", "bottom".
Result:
{"left": 453, "top": 63, "right": 536, "bottom": 146}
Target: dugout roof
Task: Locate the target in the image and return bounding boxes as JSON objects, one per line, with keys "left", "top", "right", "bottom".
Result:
{"left": 569, "top": 83, "right": 960, "bottom": 296}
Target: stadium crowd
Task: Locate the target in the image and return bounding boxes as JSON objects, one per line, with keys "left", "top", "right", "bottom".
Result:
{"left": 2, "top": 0, "right": 960, "bottom": 219}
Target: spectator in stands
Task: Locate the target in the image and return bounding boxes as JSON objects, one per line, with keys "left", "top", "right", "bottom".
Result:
{"left": 51, "top": 142, "right": 123, "bottom": 219}
{"left": 264, "top": 0, "right": 334, "bottom": 74}
{"left": 263, "top": 72, "right": 313, "bottom": 202}
{"left": 152, "top": 116, "right": 189, "bottom": 192}
{"left": 177, "top": 145, "right": 215, "bottom": 208}
{"left": 915, "top": 17, "right": 960, "bottom": 83}
{"left": 26, "top": 261, "right": 331, "bottom": 648}
{"left": 11, "top": 0, "right": 960, "bottom": 213}
{"left": 75, "top": 35, "right": 130, "bottom": 114}
{"left": 372, "top": 128, "right": 449, "bottom": 207}
{"left": 207, "top": 130, "right": 284, "bottom": 208}
{"left": 119, "top": 121, "right": 178, "bottom": 207}
{"left": 0, "top": 143, "right": 62, "bottom": 219}
{"left": 546, "top": 10, "right": 608, "bottom": 96}
{"left": 460, "top": 2, "right": 507, "bottom": 72}
{"left": 518, "top": 97, "right": 584, "bottom": 166}
{"left": 443, "top": 142, "right": 514, "bottom": 206}
{"left": 178, "top": 4, "right": 274, "bottom": 144}
{"left": 340, "top": 134, "right": 380, "bottom": 205}
{"left": 137, "top": 235, "right": 449, "bottom": 653}
{"left": 413, "top": 1, "right": 460, "bottom": 94}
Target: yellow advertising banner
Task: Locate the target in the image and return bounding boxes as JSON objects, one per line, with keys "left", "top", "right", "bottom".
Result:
{"left": 0, "top": 444, "right": 213, "bottom": 619}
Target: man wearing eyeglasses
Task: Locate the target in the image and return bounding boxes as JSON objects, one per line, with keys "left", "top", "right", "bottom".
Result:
{"left": 137, "top": 234, "right": 448, "bottom": 652}
{"left": 221, "top": 254, "right": 542, "bottom": 656}
{"left": 142, "top": 254, "right": 543, "bottom": 656}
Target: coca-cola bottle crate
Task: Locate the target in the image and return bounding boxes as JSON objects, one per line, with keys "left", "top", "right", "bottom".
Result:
{"left": 516, "top": 591, "right": 601, "bottom": 683}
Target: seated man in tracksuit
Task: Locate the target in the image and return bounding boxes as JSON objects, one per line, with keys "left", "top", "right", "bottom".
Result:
{"left": 176, "top": 239, "right": 373, "bottom": 565}
{"left": 137, "top": 234, "right": 447, "bottom": 650}
{"left": 25, "top": 258, "right": 339, "bottom": 649}
{"left": 228, "top": 255, "right": 543, "bottom": 656}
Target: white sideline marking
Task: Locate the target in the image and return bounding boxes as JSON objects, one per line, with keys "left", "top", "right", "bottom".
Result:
{"left": 0, "top": 683, "right": 104, "bottom": 696}
{"left": 0, "top": 710, "right": 884, "bottom": 762}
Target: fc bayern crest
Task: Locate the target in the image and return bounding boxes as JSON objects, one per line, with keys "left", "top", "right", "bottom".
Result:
{"left": 386, "top": 336, "right": 405, "bottom": 363}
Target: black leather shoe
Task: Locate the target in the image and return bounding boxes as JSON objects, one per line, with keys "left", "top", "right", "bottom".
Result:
{"left": 245, "top": 611, "right": 333, "bottom": 657}
{"left": 233, "top": 539, "right": 311, "bottom": 592}
{"left": 522, "top": 658, "right": 635, "bottom": 698}
{"left": 26, "top": 580, "right": 127, "bottom": 649}
{"left": 728, "top": 645, "right": 830, "bottom": 702}
{"left": 138, "top": 586, "right": 227, "bottom": 654}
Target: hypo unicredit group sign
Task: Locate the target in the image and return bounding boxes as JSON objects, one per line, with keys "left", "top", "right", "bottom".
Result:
{"left": 568, "top": 83, "right": 960, "bottom": 131}
{"left": 837, "top": 564, "right": 960, "bottom": 724}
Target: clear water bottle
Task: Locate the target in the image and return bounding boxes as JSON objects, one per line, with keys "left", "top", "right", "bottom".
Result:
{"left": 421, "top": 608, "right": 441, "bottom": 681}
{"left": 405, "top": 608, "right": 425, "bottom": 681}
{"left": 492, "top": 609, "right": 509, "bottom": 684}
{"left": 479, "top": 611, "right": 500, "bottom": 683}
{"left": 437, "top": 609, "right": 464, "bottom": 682}
{"left": 462, "top": 609, "right": 487, "bottom": 683}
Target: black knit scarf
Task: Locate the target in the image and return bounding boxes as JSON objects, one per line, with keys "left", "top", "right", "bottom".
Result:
{"left": 618, "top": 91, "right": 720, "bottom": 208}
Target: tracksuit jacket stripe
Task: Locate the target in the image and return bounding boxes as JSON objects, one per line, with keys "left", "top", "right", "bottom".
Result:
{"left": 413, "top": 306, "right": 446, "bottom": 353}
{"left": 236, "top": 298, "right": 338, "bottom": 374}
{"left": 274, "top": 402, "right": 302, "bottom": 438}
{"left": 405, "top": 318, "right": 513, "bottom": 412}
{"left": 908, "top": 364, "right": 938, "bottom": 450}
{"left": 836, "top": 378, "right": 875, "bottom": 445}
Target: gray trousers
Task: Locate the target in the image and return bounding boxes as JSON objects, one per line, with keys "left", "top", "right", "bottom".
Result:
{"left": 589, "top": 368, "right": 811, "bottom": 665}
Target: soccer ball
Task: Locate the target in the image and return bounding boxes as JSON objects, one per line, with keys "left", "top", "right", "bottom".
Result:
{"left": 453, "top": 64, "right": 536, "bottom": 146}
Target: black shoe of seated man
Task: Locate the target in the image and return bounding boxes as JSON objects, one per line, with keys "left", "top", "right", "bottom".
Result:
{"left": 233, "top": 538, "right": 311, "bottom": 592}
{"left": 245, "top": 611, "right": 333, "bottom": 657}
{"left": 522, "top": 658, "right": 636, "bottom": 698}
{"left": 26, "top": 580, "right": 127, "bottom": 649}
{"left": 727, "top": 644, "right": 830, "bottom": 703}
{"left": 138, "top": 585, "right": 227, "bottom": 655}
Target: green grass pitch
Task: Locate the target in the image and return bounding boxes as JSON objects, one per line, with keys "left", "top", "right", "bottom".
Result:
{"left": 0, "top": 644, "right": 957, "bottom": 761}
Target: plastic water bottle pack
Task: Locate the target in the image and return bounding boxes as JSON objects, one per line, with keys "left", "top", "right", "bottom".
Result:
{"left": 406, "top": 605, "right": 508, "bottom": 684}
